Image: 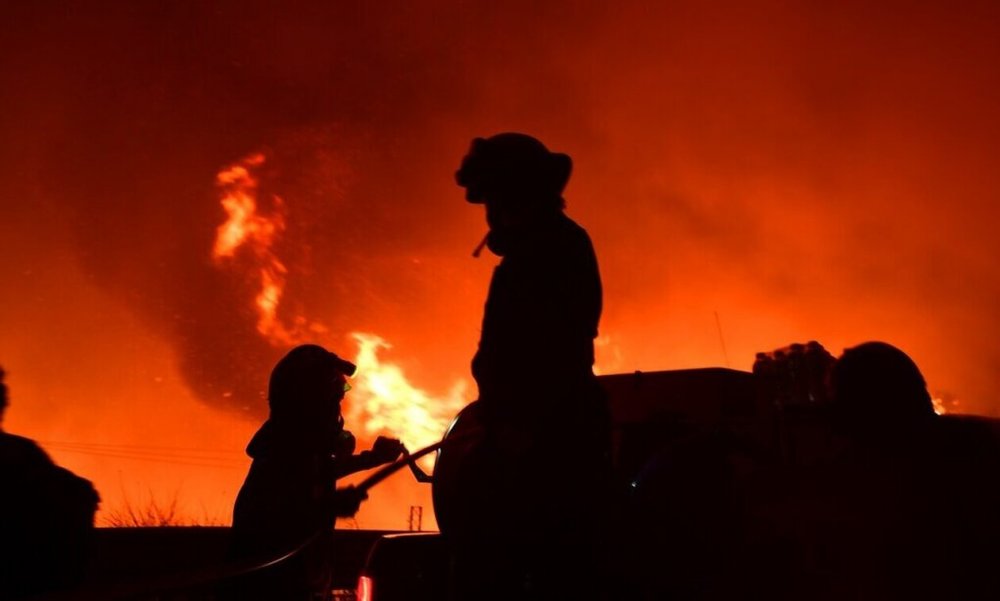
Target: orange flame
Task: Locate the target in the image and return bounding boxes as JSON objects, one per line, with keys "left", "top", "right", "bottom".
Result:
{"left": 212, "top": 153, "right": 325, "bottom": 345}
{"left": 344, "top": 332, "right": 471, "bottom": 470}
{"left": 210, "top": 156, "right": 470, "bottom": 527}
{"left": 212, "top": 155, "right": 470, "bottom": 464}
{"left": 213, "top": 153, "right": 274, "bottom": 258}
{"left": 932, "top": 394, "right": 959, "bottom": 416}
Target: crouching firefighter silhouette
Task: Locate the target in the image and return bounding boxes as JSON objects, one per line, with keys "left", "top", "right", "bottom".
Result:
{"left": 434, "top": 133, "right": 614, "bottom": 600}
{"left": 225, "top": 344, "right": 402, "bottom": 601}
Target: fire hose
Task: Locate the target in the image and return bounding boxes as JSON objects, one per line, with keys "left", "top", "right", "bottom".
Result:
{"left": 357, "top": 399, "right": 484, "bottom": 493}
{"left": 30, "top": 432, "right": 472, "bottom": 601}
{"left": 355, "top": 438, "right": 444, "bottom": 492}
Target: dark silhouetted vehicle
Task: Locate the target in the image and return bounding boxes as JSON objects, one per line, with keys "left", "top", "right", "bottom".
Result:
{"left": 356, "top": 342, "right": 1000, "bottom": 600}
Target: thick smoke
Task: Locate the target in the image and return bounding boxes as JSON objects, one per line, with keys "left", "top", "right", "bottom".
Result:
{"left": 2, "top": 0, "right": 998, "bottom": 421}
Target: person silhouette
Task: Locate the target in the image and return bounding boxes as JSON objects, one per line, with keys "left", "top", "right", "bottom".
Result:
{"left": 804, "top": 341, "right": 978, "bottom": 599}
{"left": 829, "top": 341, "right": 936, "bottom": 444}
{"left": 227, "top": 345, "right": 402, "bottom": 601}
{"left": 444, "top": 133, "right": 614, "bottom": 600}
{"left": 0, "top": 366, "right": 100, "bottom": 600}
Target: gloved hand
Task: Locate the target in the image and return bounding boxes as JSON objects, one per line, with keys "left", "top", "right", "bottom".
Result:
{"left": 370, "top": 436, "right": 406, "bottom": 464}
{"left": 333, "top": 430, "right": 357, "bottom": 457}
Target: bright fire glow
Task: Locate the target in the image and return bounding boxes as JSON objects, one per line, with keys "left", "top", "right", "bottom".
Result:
{"left": 932, "top": 396, "right": 959, "bottom": 416}
{"left": 214, "top": 153, "right": 271, "bottom": 258}
{"left": 212, "top": 153, "right": 326, "bottom": 345}
{"left": 345, "top": 332, "right": 470, "bottom": 470}
{"left": 214, "top": 155, "right": 471, "bottom": 474}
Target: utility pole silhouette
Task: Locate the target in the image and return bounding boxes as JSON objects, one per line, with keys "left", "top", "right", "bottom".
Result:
{"left": 714, "top": 311, "right": 731, "bottom": 368}
{"left": 408, "top": 506, "right": 423, "bottom": 532}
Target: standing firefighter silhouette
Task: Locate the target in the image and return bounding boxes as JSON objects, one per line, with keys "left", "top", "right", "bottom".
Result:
{"left": 439, "top": 133, "right": 613, "bottom": 600}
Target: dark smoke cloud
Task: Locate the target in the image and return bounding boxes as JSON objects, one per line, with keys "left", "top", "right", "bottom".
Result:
{"left": 2, "top": 1, "right": 998, "bottom": 418}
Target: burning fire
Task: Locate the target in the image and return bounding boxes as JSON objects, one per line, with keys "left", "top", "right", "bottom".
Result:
{"left": 932, "top": 395, "right": 959, "bottom": 416}
{"left": 213, "top": 154, "right": 470, "bottom": 472}
{"left": 345, "top": 332, "right": 470, "bottom": 469}
{"left": 212, "top": 153, "right": 326, "bottom": 345}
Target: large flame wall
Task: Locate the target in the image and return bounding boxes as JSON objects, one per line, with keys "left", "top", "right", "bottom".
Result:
{"left": 1, "top": 1, "right": 998, "bottom": 527}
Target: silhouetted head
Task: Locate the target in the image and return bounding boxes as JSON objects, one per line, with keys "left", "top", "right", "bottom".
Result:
{"left": 830, "top": 341, "right": 935, "bottom": 435}
{"left": 267, "top": 344, "right": 356, "bottom": 432}
{"left": 455, "top": 132, "right": 572, "bottom": 213}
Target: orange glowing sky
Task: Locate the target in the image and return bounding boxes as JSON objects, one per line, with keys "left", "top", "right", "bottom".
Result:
{"left": 1, "top": 1, "right": 998, "bottom": 528}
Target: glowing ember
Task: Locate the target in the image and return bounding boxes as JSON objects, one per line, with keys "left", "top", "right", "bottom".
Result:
{"left": 345, "top": 332, "right": 470, "bottom": 470}
{"left": 212, "top": 153, "right": 325, "bottom": 345}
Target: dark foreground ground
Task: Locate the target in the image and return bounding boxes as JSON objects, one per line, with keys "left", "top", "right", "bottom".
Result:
{"left": 67, "top": 527, "right": 398, "bottom": 600}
